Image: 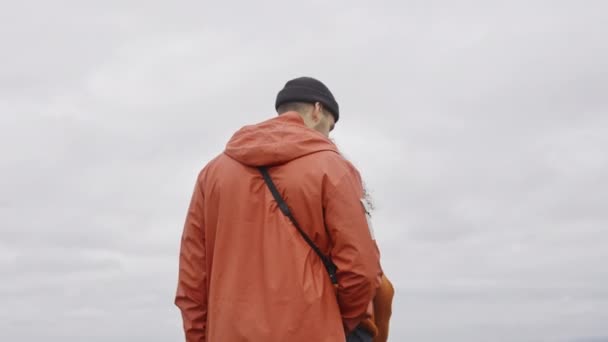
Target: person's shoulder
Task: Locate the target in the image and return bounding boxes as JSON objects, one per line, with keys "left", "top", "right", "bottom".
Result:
{"left": 328, "top": 150, "right": 361, "bottom": 174}
{"left": 194, "top": 153, "right": 225, "bottom": 183}
{"left": 313, "top": 150, "right": 362, "bottom": 183}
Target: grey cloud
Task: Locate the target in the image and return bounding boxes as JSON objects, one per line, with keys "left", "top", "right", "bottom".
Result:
{"left": 2, "top": 1, "right": 608, "bottom": 341}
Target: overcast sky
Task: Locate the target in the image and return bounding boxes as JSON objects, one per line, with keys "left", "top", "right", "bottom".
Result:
{"left": 1, "top": 1, "right": 607, "bottom": 341}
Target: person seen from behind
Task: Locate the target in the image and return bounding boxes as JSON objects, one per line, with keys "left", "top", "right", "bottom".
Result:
{"left": 175, "top": 76, "right": 393, "bottom": 341}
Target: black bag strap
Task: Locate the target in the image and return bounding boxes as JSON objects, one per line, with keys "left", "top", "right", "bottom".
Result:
{"left": 258, "top": 166, "right": 338, "bottom": 284}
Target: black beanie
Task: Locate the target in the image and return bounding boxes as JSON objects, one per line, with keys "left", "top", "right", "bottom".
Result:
{"left": 275, "top": 76, "right": 340, "bottom": 123}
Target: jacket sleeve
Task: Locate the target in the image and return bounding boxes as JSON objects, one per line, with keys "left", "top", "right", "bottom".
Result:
{"left": 324, "top": 167, "right": 383, "bottom": 333}
{"left": 175, "top": 175, "right": 207, "bottom": 342}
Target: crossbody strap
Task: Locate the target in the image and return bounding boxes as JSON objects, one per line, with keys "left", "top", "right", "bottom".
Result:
{"left": 258, "top": 166, "right": 338, "bottom": 284}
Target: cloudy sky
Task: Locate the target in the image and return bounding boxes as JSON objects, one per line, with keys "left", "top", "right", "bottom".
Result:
{"left": 1, "top": 1, "right": 607, "bottom": 341}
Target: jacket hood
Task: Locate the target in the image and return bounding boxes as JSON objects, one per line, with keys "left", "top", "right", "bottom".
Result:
{"left": 224, "top": 112, "right": 338, "bottom": 167}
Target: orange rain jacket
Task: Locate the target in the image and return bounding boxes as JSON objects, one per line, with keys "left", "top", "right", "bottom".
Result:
{"left": 175, "top": 112, "right": 383, "bottom": 341}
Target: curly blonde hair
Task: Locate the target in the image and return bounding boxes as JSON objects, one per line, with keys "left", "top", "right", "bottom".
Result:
{"left": 362, "top": 182, "right": 375, "bottom": 214}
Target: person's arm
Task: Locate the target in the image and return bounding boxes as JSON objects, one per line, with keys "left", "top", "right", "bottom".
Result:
{"left": 373, "top": 274, "right": 395, "bottom": 342}
{"left": 324, "top": 168, "right": 383, "bottom": 333}
{"left": 175, "top": 175, "right": 207, "bottom": 342}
